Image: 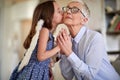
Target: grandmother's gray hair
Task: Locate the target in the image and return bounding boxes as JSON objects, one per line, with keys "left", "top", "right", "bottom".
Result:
{"left": 82, "top": 2, "right": 90, "bottom": 18}
{"left": 71, "top": 0, "right": 90, "bottom": 18}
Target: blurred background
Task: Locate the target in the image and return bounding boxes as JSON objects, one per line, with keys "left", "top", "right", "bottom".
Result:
{"left": 0, "top": 0, "right": 120, "bottom": 80}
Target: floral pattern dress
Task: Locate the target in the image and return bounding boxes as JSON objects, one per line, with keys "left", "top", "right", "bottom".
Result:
{"left": 10, "top": 32, "right": 54, "bottom": 80}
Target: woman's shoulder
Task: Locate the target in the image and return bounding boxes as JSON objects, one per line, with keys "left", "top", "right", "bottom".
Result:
{"left": 83, "top": 28, "right": 104, "bottom": 44}
{"left": 86, "top": 28, "right": 102, "bottom": 37}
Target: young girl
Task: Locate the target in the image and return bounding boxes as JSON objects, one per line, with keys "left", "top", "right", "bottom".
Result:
{"left": 10, "top": 0, "right": 62, "bottom": 80}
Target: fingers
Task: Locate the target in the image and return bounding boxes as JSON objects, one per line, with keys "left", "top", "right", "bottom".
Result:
{"left": 56, "top": 28, "right": 70, "bottom": 46}
{"left": 62, "top": 31, "right": 67, "bottom": 41}
{"left": 61, "top": 29, "right": 69, "bottom": 40}
{"left": 59, "top": 32, "right": 66, "bottom": 45}
{"left": 56, "top": 29, "right": 73, "bottom": 56}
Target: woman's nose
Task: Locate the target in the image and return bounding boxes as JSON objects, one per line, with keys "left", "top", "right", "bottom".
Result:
{"left": 66, "top": 9, "right": 71, "bottom": 14}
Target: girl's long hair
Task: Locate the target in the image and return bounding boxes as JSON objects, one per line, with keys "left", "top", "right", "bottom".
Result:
{"left": 23, "top": 0, "right": 55, "bottom": 49}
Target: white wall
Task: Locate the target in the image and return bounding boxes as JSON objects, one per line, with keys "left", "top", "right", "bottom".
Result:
{"left": 0, "top": 0, "right": 11, "bottom": 79}
{"left": 84, "top": 0, "right": 106, "bottom": 30}
{"left": 0, "top": 0, "right": 39, "bottom": 80}
{"left": 11, "top": 0, "right": 38, "bottom": 20}
{"left": 0, "top": 0, "right": 4, "bottom": 79}
{"left": 0, "top": 1, "right": 19, "bottom": 79}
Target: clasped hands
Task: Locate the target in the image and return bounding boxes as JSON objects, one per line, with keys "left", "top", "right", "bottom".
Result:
{"left": 56, "top": 29, "right": 72, "bottom": 57}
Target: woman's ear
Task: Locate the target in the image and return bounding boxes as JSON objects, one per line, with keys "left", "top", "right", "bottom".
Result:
{"left": 84, "top": 17, "right": 88, "bottom": 22}
{"left": 82, "top": 17, "right": 88, "bottom": 25}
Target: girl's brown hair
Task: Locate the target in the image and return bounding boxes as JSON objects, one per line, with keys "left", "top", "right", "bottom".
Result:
{"left": 23, "top": 0, "right": 55, "bottom": 49}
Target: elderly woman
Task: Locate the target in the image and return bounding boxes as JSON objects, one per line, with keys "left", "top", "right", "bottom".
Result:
{"left": 57, "top": 0, "right": 120, "bottom": 80}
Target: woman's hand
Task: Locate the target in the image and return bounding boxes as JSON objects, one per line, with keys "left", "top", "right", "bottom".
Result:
{"left": 57, "top": 29, "right": 72, "bottom": 57}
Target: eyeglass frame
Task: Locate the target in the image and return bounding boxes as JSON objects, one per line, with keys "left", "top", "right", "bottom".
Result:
{"left": 62, "top": 6, "right": 86, "bottom": 17}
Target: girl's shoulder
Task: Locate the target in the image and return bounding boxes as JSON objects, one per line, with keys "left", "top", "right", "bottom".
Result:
{"left": 40, "top": 27, "right": 53, "bottom": 36}
{"left": 40, "top": 27, "right": 49, "bottom": 33}
{"left": 39, "top": 27, "right": 49, "bottom": 40}
{"left": 39, "top": 27, "right": 53, "bottom": 40}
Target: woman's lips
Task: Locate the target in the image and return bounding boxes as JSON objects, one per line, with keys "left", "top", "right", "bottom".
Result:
{"left": 65, "top": 16, "right": 72, "bottom": 20}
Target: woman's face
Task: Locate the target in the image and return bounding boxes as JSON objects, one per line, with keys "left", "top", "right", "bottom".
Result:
{"left": 52, "top": 2, "right": 62, "bottom": 26}
{"left": 63, "top": 2, "right": 85, "bottom": 26}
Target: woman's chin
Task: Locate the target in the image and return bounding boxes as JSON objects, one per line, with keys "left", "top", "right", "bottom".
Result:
{"left": 64, "top": 21, "right": 72, "bottom": 26}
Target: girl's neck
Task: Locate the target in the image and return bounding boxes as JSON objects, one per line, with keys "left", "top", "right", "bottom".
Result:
{"left": 50, "top": 23, "right": 58, "bottom": 33}
{"left": 50, "top": 26, "right": 56, "bottom": 33}
{"left": 50, "top": 29, "right": 54, "bottom": 33}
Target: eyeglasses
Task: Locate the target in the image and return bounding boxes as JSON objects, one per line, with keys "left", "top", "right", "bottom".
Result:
{"left": 62, "top": 6, "right": 85, "bottom": 17}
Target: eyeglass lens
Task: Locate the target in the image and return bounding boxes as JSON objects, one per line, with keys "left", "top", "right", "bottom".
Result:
{"left": 62, "top": 6, "right": 85, "bottom": 17}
